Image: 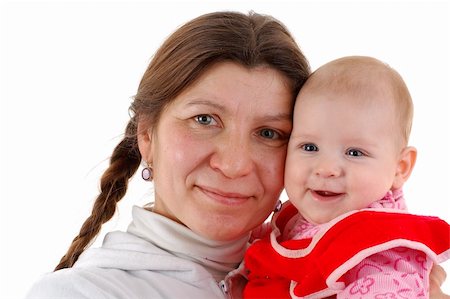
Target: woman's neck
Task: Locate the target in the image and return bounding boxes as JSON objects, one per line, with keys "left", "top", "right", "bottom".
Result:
{"left": 128, "top": 204, "right": 250, "bottom": 281}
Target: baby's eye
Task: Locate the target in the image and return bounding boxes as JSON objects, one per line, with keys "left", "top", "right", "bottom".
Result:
{"left": 259, "top": 128, "right": 280, "bottom": 140}
{"left": 301, "top": 143, "right": 318, "bottom": 152}
{"left": 346, "top": 148, "right": 364, "bottom": 157}
{"left": 195, "top": 114, "right": 215, "bottom": 125}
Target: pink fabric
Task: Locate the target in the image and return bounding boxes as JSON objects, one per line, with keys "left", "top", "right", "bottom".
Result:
{"left": 339, "top": 247, "right": 431, "bottom": 298}
{"left": 286, "top": 189, "right": 432, "bottom": 298}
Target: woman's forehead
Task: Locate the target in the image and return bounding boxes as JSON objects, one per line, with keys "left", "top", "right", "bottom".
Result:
{"left": 171, "top": 62, "right": 294, "bottom": 115}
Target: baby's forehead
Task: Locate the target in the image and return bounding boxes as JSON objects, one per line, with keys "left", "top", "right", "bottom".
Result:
{"left": 311, "top": 59, "right": 394, "bottom": 90}
{"left": 298, "top": 77, "right": 395, "bottom": 110}
{"left": 295, "top": 56, "right": 413, "bottom": 148}
{"left": 298, "top": 58, "right": 404, "bottom": 108}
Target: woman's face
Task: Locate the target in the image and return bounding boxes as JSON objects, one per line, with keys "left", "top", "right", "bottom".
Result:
{"left": 139, "top": 62, "right": 293, "bottom": 241}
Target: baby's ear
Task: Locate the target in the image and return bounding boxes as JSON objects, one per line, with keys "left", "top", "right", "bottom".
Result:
{"left": 392, "top": 146, "right": 417, "bottom": 189}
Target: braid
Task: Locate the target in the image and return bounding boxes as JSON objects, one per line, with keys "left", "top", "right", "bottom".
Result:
{"left": 54, "top": 120, "right": 141, "bottom": 271}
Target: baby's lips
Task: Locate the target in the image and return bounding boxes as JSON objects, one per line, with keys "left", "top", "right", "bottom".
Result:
{"left": 314, "top": 190, "right": 341, "bottom": 197}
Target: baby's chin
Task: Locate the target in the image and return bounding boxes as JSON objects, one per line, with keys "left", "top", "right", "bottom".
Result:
{"left": 302, "top": 210, "right": 350, "bottom": 225}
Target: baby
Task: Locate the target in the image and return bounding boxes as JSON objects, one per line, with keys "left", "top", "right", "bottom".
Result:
{"left": 244, "top": 56, "right": 450, "bottom": 298}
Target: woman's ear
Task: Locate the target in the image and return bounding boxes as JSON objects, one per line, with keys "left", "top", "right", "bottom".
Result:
{"left": 137, "top": 118, "right": 153, "bottom": 164}
{"left": 392, "top": 146, "right": 417, "bottom": 189}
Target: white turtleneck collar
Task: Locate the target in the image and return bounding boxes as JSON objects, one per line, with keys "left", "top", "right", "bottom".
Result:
{"left": 127, "top": 204, "right": 250, "bottom": 282}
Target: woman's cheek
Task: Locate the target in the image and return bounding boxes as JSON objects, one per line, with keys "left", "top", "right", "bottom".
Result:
{"left": 166, "top": 124, "right": 210, "bottom": 162}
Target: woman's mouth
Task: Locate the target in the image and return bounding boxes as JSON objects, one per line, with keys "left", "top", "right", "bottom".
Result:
{"left": 196, "top": 185, "right": 251, "bottom": 206}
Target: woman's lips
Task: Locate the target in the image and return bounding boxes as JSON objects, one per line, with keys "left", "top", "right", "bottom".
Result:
{"left": 197, "top": 185, "right": 251, "bottom": 206}
{"left": 311, "top": 190, "right": 344, "bottom": 202}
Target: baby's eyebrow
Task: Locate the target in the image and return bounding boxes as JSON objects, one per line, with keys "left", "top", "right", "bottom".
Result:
{"left": 343, "top": 137, "right": 378, "bottom": 148}
{"left": 289, "top": 132, "right": 315, "bottom": 139}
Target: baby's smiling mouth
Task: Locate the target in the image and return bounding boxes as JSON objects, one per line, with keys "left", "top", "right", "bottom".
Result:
{"left": 315, "top": 190, "right": 340, "bottom": 196}
{"left": 311, "top": 190, "right": 344, "bottom": 201}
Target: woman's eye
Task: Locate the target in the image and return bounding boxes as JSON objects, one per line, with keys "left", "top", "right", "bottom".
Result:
{"left": 346, "top": 148, "right": 364, "bottom": 157}
{"left": 259, "top": 129, "right": 279, "bottom": 139}
{"left": 301, "top": 143, "right": 318, "bottom": 152}
{"left": 195, "top": 114, "right": 215, "bottom": 125}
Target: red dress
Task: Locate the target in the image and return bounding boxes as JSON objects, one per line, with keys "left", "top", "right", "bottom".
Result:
{"left": 243, "top": 203, "right": 450, "bottom": 298}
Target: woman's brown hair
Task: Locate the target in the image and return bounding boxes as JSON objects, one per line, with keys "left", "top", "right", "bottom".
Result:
{"left": 55, "top": 11, "right": 310, "bottom": 271}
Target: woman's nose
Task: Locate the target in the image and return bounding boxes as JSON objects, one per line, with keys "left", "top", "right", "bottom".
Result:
{"left": 209, "top": 135, "right": 254, "bottom": 178}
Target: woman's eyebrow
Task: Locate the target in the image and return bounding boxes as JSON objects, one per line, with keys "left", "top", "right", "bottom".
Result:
{"left": 257, "top": 113, "right": 292, "bottom": 123}
{"left": 185, "top": 99, "right": 292, "bottom": 123}
{"left": 184, "top": 99, "right": 226, "bottom": 112}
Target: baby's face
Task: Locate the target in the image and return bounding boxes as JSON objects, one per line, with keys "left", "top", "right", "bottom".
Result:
{"left": 284, "top": 89, "right": 401, "bottom": 224}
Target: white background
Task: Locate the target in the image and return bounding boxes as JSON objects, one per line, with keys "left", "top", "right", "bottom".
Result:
{"left": 1, "top": 1, "right": 449, "bottom": 298}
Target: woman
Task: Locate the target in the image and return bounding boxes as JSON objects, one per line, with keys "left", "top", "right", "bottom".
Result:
{"left": 26, "top": 11, "right": 308, "bottom": 298}
{"left": 26, "top": 11, "right": 447, "bottom": 298}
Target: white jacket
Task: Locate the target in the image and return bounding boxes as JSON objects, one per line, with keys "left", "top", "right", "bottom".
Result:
{"left": 25, "top": 206, "right": 249, "bottom": 299}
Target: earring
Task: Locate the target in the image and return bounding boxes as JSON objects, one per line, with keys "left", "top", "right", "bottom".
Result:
{"left": 141, "top": 161, "right": 153, "bottom": 181}
{"left": 273, "top": 200, "right": 282, "bottom": 213}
